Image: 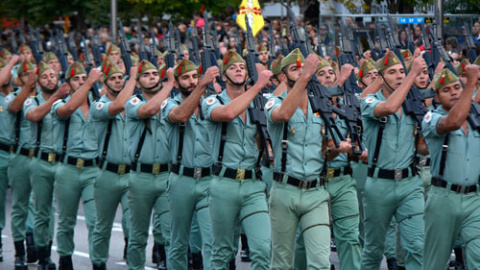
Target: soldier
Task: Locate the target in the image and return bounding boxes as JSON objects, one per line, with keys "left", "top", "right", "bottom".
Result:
{"left": 162, "top": 59, "right": 219, "bottom": 270}
{"left": 201, "top": 50, "right": 272, "bottom": 269}
{"left": 1, "top": 49, "right": 13, "bottom": 63}
{"left": 106, "top": 44, "right": 126, "bottom": 74}
{"left": 422, "top": 66, "right": 480, "bottom": 270}
{"left": 7, "top": 60, "right": 39, "bottom": 270}
{"left": 125, "top": 60, "right": 174, "bottom": 270}
{"left": 44, "top": 52, "right": 62, "bottom": 77}
{"left": 52, "top": 62, "right": 101, "bottom": 270}
{"left": 265, "top": 49, "right": 350, "bottom": 269}
{"left": 360, "top": 51, "right": 427, "bottom": 270}
{"left": 25, "top": 61, "right": 69, "bottom": 270}
{"left": 90, "top": 60, "right": 137, "bottom": 270}
{"left": 257, "top": 45, "right": 269, "bottom": 69}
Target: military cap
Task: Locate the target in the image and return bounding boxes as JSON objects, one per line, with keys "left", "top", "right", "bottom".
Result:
{"left": 455, "top": 59, "right": 470, "bottom": 76}
{"left": 130, "top": 52, "right": 139, "bottom": 66}
{"left": 316, "top": 56, "right": 331, "bottom": 72}
{"left": 107, "top": 44, "right": 120, "bottom": 55}
{"left": 65, "top": 61, "right": 87, "bottom": 80}
{"left": 376, "top": 51, "right": 401, "bottom": 72}
{"left": 0, "top": 48, "right": 11, "bottom": 58}
{"left": 44, "top": 52, "right": 58, "bottom": 63}
{"left": 357, "top": 59, "right": 376, "bottom": 80}
{"left": 433, "top": 68, "right": 459, "bottom": 91}
{"left": 473, "top": 55, "right": 480, "bottom": 66}
{"left": 17, "top": 60, "right": 36, "bottom": 77}
{"left": 401, "top": 49, "right": 412, "bottom": 60}
{"left": 159, "top": 64, "right": 167, "bottom": 79}
{"left": 19, "top": 45, "right": 32, "bottom": 53}
{"left": 270, "top": 55, "right": 284, "bottom": 76}
{"left": 257, "top": 44, "right": 268, "bottom": 52}
{"left": 174, "top": 59, "right": 197, "bottom": 77}
{"left": 137, "top": 59, "right": 157, "bottom": 79}
{"left": 101, "top": 59, "right": 123, "bottom": 81}
{"left": 35, "top": 61, "right": 53, "bottom": 77}
{"left": 221, "top": 50, "right": 245, "bottom": 73}
{"left": 281, "top": 48, "right": 304, "bottom": 70}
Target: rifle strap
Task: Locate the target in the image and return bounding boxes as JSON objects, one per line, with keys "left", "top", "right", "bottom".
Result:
{"left": 172, "top": 100, "right": 186, "bottom": 164}
{"left": 216, "top": 96, "right": 228, "bottom": 165}
{"left": 13, "top": 93, "right": 21, "bottom": 149}
{"left": 61, "top": 118, "right": 70, "bottom": 160}
{"left": 100, "top": 119, "right": 113, "bottom": 162}
{"left": 280, "top": 117, "right": 289, "bottom": 174}
{"left": 34, "top": 97, "right": 43, "bottom": 149}
{"left": 438, "top": 134, "right": 450, "bottom": 178}
{"left": 133, "top": 95, "right": 151, "bottom": 164}
{"left": 371, "top": 116, "right": 387, "bottom": 169}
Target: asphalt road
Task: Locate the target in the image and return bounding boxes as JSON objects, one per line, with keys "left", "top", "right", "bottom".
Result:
{"left": 0, "top": 191, "right": 390, "bottom": 270}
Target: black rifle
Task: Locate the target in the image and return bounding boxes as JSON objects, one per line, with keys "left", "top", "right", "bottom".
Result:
{"left": 285, "top": 5, "right": 346, "bottom": 147}
{"left": 420, "top": 24, "right": 434, "bottom": 79}
{"left": 201, "top": 12, "right": 225, "bottom": 94}
{"left": 18, "top": 28, "right": 26, "bottom": 46}
{"left": 150, "top": 29, "right": 158, "bottom": 67}
{"left": 375, "top": 23, "right": 387, "bottom": 56}
{"left": 190, "top": 25, "right": 201, "bottom": 65}
{"left": 10, "top": 31, "right": 18, "bottom": 54}
{"left": 210, "top": 21, "right": 222, "bottom": 60}
{"left": 366, "top": 31, "right": 379, "bottom": 61}
{"left": 91, "top": 32, "right": 103, "bottom": 67}
{"left": 117, "top": 19, "right": 133, "bottom": 73}
{"left": 35, "top": 28, "right": 44, "bottom": 59}
{"left": 235, "top": 27, "right": 243, "bottom": 55}
{"left": 80, "top": 37, "right": 100, "bottom": 101}
{"left": 164, "top": 21, "right": 176, "bottom": 70}
{"left": 174, "top": 27, "right": 184, "bottom": 61}
{"left": 279, "top": 23, "right": 289, "bottom": 56}
{"left": 244, "top": 14, "right": 273, "bottom": 166}
{"left": 405, "top": 25, "right": 415, "bottom": 55}
{"left": 384, "top": 23, "right": 427, "bottom": 127}
{"left": 68, "top": 32, "right": 79, "bottom": 61}
{"left": 137, "top": 25, "right": 148, "bottom": 61}
{"left": 28, "top": 26, "right": 43, "bottom": 63}
{"left": 464, "top": 22, "right": 478, "bottom": 64}
{"left": 55, "top": 28, "right": 70, "bottom": 81}
{"left": 267, "top": 26, "right": 275, "bottom": 66}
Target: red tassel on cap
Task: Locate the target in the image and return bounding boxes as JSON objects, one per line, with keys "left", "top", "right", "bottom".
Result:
{"left": 384, "top": 56, "right": 389, "bottom": 66}
{"left": 198, "top": 65, "right": 203, "bottom": 74}
{"left": 161, "top": 69, "right": 165, "bottom": 78}
{"left": 359, "top": 69, "right": 363, "bottom": 78}
{"left": 177, "top": 65, "right": 182, "bottom": 75}
{"left": 439, "top": 75, "right": 445, "bottom": 85}
{"left": 296, "top": 55, "right": 301, "bottom": 67}
{"left": 35, "top": 67, "right": 39, "bottom": 75}
{"left": 223, "top": 55, "right": 230, "bottom": 65}
{"left": 138, "top": 63, "right": 142, "bottom": 74}
{"left": 102, "top": 62, "right": 107, "bottom": 72}
{"left": 462, "top": 63, "right": 466, "bottom": 71}
{"left": 404, "top": 52, "right": 408, "bottom": 58}
{"left": 23, "top": 62, "right": 27, "bottom": 72}
{"left": 105, "top": 66, "right": 111, "bottom": 76}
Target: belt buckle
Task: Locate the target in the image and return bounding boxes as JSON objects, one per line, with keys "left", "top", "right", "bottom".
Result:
{"left": 28, "top": 149, "right": 35, "bottom": 158}
{"left": 193, "top": 167, "right": 202, "bottom": 179}
{"left": 48, "top": 153, "right": 57, "bottom": 163}
{"left": 9, "top": 146, "right": 14, "bottom": 153}
{"left": 152, "top": 163, "right": 160, "bottom": 175}
{"left": 394, "top": 169, "right": 403, "bottom": 181}
{"left": 419, "top": 156, "right": 427, "bottom": 166}
{"left": 454, "top": 185, "right": 467, "bottom": 194}
{"left": 298, "top": 179, "right": 309, "bottom": 189}
{"left": 236, "top": 169, "right": 246, "bottom": 181}
{"left": 118, "top": 164, "right": 126, "bottom": 174}
{"left": 76, "top": 158, "right": 84, "bottom": 169}
{"left": 326, "top": 168, "right": 335, "bottom": 179}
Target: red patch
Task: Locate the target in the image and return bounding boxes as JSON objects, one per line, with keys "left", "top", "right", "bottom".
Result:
{"left": 161, "top": 69, "right": 165, "bottom": 78}
{"left": 35, "top": 67, "right": 39, "bottom": 75}
{"left": 198, "top": 65, "right": 203, "bottom": 74}
{"left": 70, "top": 67, "right": 75, "bottom": 77}
{"left": 138, "top": 63, "right": 143, "bottom": 74}
{"left": 102, "top": 62, "right": 107, "bottom": 72}
{"left": 105, "top": 66, "right": 111, "bottom": 76}
{"left": 258, "top": 45, "right": 262, "bottom": 51}
{"left": 462, "top": 63, "right": 466, "bottom": 72}
{"left": 439, "top": 76, "right": 445, "bottom": 84}
{"left": 296, "top": 55, "right": 301, "bottom": 67}
{"left": 223, "top": 55, "right": 230, "bottom": 65}
{"left": 384, "top": 56, "right": 389, "bottom": 66}
{"left": 23, "top": 62, "right": 27, "bottom": 72}
{"left": 359, "top": 69, "right": 363, "bottom": 78}
{"left": 404, "top": 52, "right": 408, "bottom": 58}
{"left": 20, "top": 46, "right": 24, "bottom": 53}
{"left": 177, "top": 65, "right": 182, "bottom": 75}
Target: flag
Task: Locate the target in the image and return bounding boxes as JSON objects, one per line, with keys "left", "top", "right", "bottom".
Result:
{"left": 236, "top": 0, "right": 264, "bottom": 37}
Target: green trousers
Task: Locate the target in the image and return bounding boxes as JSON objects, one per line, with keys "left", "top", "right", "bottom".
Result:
{"left": 0, "top": 150, "right": 9, "bottom": 231}
{"left": 55, "top": 163, "right": 97, "bottom": 256}
{"left": 8, "top": 154, "right": 35, "bottom": 241}
{"left": 209, "top": 175, "right": 270, "bottom": 270}
{"left": 424, "top": 186, "right": 480, "bottom": 270}
{"left": 189, "top": 213, "right": 203, "bottom": 253}
{"left": 351, "top": 161, "right": 367, "bottom": 247}
{"left": 167, "top": 172, "right": 213, "bottom": 270}
{"left": 127, "top": 171, "right": 171, "bottom": 270}
{"left": 361, "top": 175, "right": 424, "bottom": 270}
{"left": 91, "top": 168, "right": 130, "bottom": 265}
{"left": 270, "top": 180, "right": 331, "bottom": 270}
{"left": 29, "top": 158, "right": 57, "bottom": 247}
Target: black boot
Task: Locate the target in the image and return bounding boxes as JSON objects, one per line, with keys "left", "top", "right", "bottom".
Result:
{"left": 58, "top": 255, "right": 73, "bottom": 270}
{"left": 14, "top": 241, "right": 28, "bottom": 270}
{"left": 152, "top": 242, "right": 160, "bottom": 264}
{"left": 228, "top": 258, "right": 236, "bottom": 270}
{"left": 92, "top": 263, "right": 106, "bottom": 270}
{"left": 240, "top": 234, "right": 251, "bottom": 262}
{"left": 123, "top": 238, "right": 128, "bottom": 261}
{"left": 191, "top": 252, "right": 203, "bottom": 270}
{"left": 26, "top": 232, "right": 38, "bottom": 263}
{"left": 0, "top": 231, "right": 3, "bottom": 262}
{"left": 386, "top": 257, "right": 399, "bottom": 270}
{"left": 37, "top": 245, "right": 57, "bottom": 270}
{"left": 157, "top": 244, "right": 166, "bottom": 270}
{"left": 46, "top": 242, "right": 56, "bottom": 270}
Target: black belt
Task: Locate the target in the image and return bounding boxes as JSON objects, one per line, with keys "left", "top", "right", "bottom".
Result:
{"left": 415, "top": 156, "right": 431, "bottom": 167}
{"left": 213, "top": 166, "right": 253, "bottom": 181}
{"left": 102, "top": 161, "right": 131, "bottom": 175}
{"left": 325, "top": 166, "right": 352, "bottom": 179}
{"left": 273, "top": 172, "right": 325, "bottom": 189}
{"left": 367, "top": 165, "right": 417, "bottom": 180}
{"left": 132, "top": 162, "right": 169, "bottom": 175}
{"left": 19, "top": 147, "right": 37, "bottom": 158}
{"left": 38, "top": 151, "right": 60, "bottom": 163}
{"left": 431, "top": 176, "right": 478, "bottom": 194}
{"left": 65, "top": 157, "right": 98, "bottom": 168}
{"left": 0, "top": 142, "right": 15, "bottom": 153}
{"left": 171, "top": 164, "right": 211, "bottom": 179}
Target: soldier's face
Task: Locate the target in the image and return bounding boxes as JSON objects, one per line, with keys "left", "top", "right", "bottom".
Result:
{"left": 20, "top": 50, "right": 33, "bottom": 62}
{"left": 316, "top": 66, "right": 335, "bottom": 86}
{"left": 436, "top": 81, "right": 462, "bottom": 110}
{"left": 459, "top": 73, "right": 467, "bottom": 87}
{"left": 69, "top": 74, "right": 87, "bottom": 92}
{"left": 224, "top": 62, "right": 247, "bottom": 85}
{"left": 258, "top": 51, "right": 269, "bottom": 65}
{"left": 38, "top": 69, "right": 58, "bottom": 92}
{"left": 47, "top": 59, "right": 61, "bottom": 75}
{"left": 414, "top": 67, "right": 429, "bottom": 89}
{"left": 382, "top": 64, "right": 405, "bottom": 91}
{"left": 175, "top": 70, "right": 198, "bottom": 96}
{"left": 284, "top": 63, "right": 302, "bottom": 82}
{"left": 360, "top": 69, "right": 378, "bottom": 87}
{"left": 3, "top": 55, "right": 12, "bottom": 63}
{"left": 67, "top": 55, "right": 74, "bottom": 65}
{"left": 106, "top": 73, "right": 125, "bottom": 92}
{"left": 183, "top": 50, "right": 190, "bottom": 60}
{"left": 108, "top": 51, "right": 121, "bottom": 64}
{"left": 138, "top": 69, "right": 160, "bottom": 89}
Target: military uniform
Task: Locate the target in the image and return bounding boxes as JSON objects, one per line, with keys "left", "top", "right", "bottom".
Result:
{"left": 90, "top": 90, "right": 131, "bottom": 267}
{"left": 125, "top": 92, "right": 172, "bottom": 270}
{"left": 162, "top": 92, "right": 214, "bottom": 270}
{"left": 202, "top": 89, "right": 271, "bottom": 270}
{"left": 52, "top": 63, "right": 99, "bottom": 268}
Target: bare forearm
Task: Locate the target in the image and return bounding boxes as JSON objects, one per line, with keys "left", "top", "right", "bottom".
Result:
{"left": 274, "top": 73, "right": 309, "bottom": 121}
{"left": 137, "top": 84, "right": 173, "bottom": 118}
{"left": 109, "top": 78, "right": 136, "bottom": 115}
{"left": 169, "top": 84, "right": 205, "bottom": 122}
{"left": 0, "top": 63, "right": 15, "bottom": 86}
{"left": 26, "top": 98, "right": 57, "bottom": 122}
{"left": 8, "top": 84, "right": 35, "bottom": 113}
{"left": 57, "top": 81, "right": 92, "bottom": 117}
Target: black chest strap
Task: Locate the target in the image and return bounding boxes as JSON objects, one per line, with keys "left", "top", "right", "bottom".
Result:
{"left": 33, "top": 97, "right": 43, "bottom": 149}
{"left": 371, "top": 116, "right": 387, "bottom": 169}
{"left": 438, "top": 134, "right": 450, "bottom": 177}
{"left": 216, "top": 96, "right": 228, "bottom": 165}
{"left": 133, "top": 95, "right": 151, "bottom": 164}
{"left": 100, "top": 118, "right": 114, "bottom": 162}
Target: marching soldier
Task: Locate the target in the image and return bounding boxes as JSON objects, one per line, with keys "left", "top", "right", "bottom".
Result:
{"left": 162, "top": 59, "right": 219, "bottom": 270}
{"left": 44, "top": 52, "right": 62, "bottom": 77}
{"left": 52, "top": 62, "right": 101, "bottom": 270}
{"left": 201, "top": 50, "right": 272, "bottom": 269}
{"left": 422, "top": 66, "right": 480, "bottom": 270}
{"left": 125, "top": 60, "right": 173, "bottom": 270}
{"left": 360, "top": 51, "right": 427, "bottom": 270}
{"left": 90, "top": 60, "right": 137, "bottom": 270}
{"left": 25, "top": 61, "right": 69, "bottom": 270}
